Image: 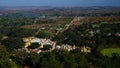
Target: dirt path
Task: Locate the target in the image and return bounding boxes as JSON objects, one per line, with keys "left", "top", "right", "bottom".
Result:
{"left": 55, "top": 16, "right": 82, "bottom": 35}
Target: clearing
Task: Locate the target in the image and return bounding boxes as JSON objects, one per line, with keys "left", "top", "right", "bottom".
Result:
{"left": 101, "top": 48, "right": 120, "bottom": 57}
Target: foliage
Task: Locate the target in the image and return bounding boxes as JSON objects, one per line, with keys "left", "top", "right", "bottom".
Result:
{"left": 0, "top": 12, "right": 120, "bottom": 68}
{"left": 10, "top": 51, "right": 30, "bottom": 68}
{"left": 0, "top": 27, "right": 36, "bottom": 37}
{"left": 1, "top": 37, "right": 24, "bottom": 52}
{"left": 42, "top": 45, "right": 52, "bottom": 51}
{"left": 0, "top": 33, "right": 3, "bottom": 40}
{"left": 0, "top": 45, "right": 17, "bottom": 68}
{"left": 36, "top": 32, "right": 53, "bottom": 39}
{"left": 0, "top": 14, "right": 34, "bottom": 26}
{"left": 28, "top": 43, "right": 40, "bottom": 49}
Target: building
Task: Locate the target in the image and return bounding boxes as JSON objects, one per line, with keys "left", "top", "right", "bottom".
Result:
{"left": 81, "top": 46, "right": 91, "bottom": 53}
{"left": 56, "top": 44, "right": 76, "bottom": 51}
{"left": 23, "top": 37, "right": 76, "bottom": 54}
{"left": 23, "top": 37, "right": 56, "bottom": 53}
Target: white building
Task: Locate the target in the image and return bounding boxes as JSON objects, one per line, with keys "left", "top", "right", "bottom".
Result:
{"left": 31, "top": 37, "right": 40, "bottom": 43}
{"left": 56, "top": 44, "right": 76, "bottom": 51}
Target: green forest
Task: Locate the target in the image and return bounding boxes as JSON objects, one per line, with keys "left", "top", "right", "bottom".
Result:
{"left": 0, "top": 10, "right": 120, "bottom": 68}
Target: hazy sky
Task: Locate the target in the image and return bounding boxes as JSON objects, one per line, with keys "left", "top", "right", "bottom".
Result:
{"left": 0, "top": 0, "right": 120, "bottom": 7}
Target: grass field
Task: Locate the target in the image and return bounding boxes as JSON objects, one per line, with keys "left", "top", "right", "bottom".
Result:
{"left": 101, "top": 48, "right": 120, "bottom": 57}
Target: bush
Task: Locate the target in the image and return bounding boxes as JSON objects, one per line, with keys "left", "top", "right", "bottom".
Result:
{"left": 28, "top": 43, "right": 40, "bottom": 49}
{"left": 42, "top": 45, "right": 52, "bottom": 51}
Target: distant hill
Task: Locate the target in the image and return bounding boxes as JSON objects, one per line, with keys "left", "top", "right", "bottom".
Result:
{"left": 0, "top": 6, "right": 120, "bottom": 16}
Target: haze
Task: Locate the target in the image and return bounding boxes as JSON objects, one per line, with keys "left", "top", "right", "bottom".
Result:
{"left": 0, "top": 0, "right": 120, "bottom": 7}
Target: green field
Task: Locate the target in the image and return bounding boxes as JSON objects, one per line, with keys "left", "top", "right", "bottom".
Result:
{"left": 101, "top": 48, "right": 120, "bottom": 57}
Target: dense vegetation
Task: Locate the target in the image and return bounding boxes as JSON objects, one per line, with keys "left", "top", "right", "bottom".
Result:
{"left": 0, "top": 14, "right": 34, "bottom": 26}
{"left": 0, "top": 7, "right": 120, "bottom": 68}
{"left": 1, "top": 37, "right": 24, "bottom": 51}
{"left": 0, "top": 45, "right": 17, "bottom": 68}
{"left": 0, "top": 27, "right": 36, "bottom": 37}
{"left": 0, "top": 21, "right": 119, "bottom": 68}
{"left": 36, "top": 32, "right": 53, "bottom": 39}
{"left": 28, "top": 43, "right": 40, "bottom": 49}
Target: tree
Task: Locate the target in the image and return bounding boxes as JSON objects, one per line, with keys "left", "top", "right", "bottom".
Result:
{"left": 36, "top": 32, "right": 53, "bottom": 39}
{"left": 0, "top": 33, "right": 3, "bottom": 40}
{"left": 0, "top": 45, "right": 17, "bottom": 68}
{"left": 42, "top": 45, "right": 52, "bottom": 51}
{"left": 1, "top": 27, "right": 36, "bottom": 37}
{"left": 28, "top": 43, "right": 40, "bottom": 49}
{"left": 34, "top": 52, "right": 60, "bottom": 68}
{"left": 1, "top": 37, "right": 24, "bottom": 51}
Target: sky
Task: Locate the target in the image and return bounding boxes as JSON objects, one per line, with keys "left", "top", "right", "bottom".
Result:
{"left": 0, "top": 0, "right": 120, "bottom": 7}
